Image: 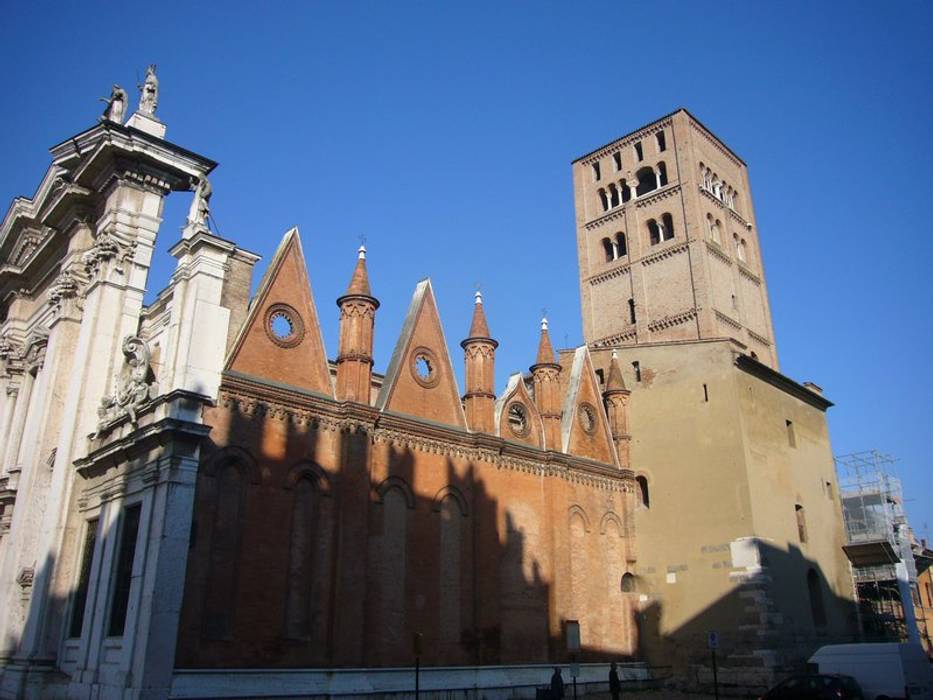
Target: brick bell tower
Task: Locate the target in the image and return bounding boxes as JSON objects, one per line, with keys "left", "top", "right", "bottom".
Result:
{"left": 571, "top": 109, "right": 778, "bottom": 368}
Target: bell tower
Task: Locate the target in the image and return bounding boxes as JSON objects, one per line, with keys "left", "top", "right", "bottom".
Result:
{"left": 572, "top": 109, "right": 778, "bottom": 367}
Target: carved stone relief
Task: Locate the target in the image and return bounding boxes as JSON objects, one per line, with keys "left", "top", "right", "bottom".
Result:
{"left": 93, "top": 335, "right": 156, "bottom": 437}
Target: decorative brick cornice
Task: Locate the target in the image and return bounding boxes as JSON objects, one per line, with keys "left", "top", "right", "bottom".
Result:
{"left": 640, "top": 240, "right": 689, "bottom": 267}
{"left": 219, "top": 374, "right": 634, "bottom": 491}
{"left": 592, "top": 329, "right": 637, "bottom": 347}
{"left": 747, "top": 328, "right": 772, "bottom": 346}
{"left": 577, "top": 118, "right": 673, "bottom": 166}
{"left": 648, "top": 308, "right": 697, "bottom": 333}
{"left": 727, "top": 208, "right": 748, "bottom": 227}
{"left": 584, "top": 207, "right": 628, "bottom": 231}
{"left": 715, "top": 310, "right": 742, "bottom": 331}
{"left": 737, "top": 262, "right": 760, "bottom": 284}
{"left": 635, "top": 183, "right": 680, "bottom": 209}
{"left": 688, "top": 117, "right": 744, "bottom": 169}
{"left": 587, "top": 261, "right": 632, "bottom": 286}
{"left": 706, "top": 240, "right": 732, "bottom": 266}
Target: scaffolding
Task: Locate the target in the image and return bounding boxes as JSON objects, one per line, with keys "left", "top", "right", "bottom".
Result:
{"left": 835, "top": 450, "right": 922, "bottom": 644}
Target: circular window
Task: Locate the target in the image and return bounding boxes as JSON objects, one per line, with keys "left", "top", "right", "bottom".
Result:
{"left": 578, "top": 402, "right": 597, "bottom": 434}
{"left": 409, "top": 346, "right": 440, "bottom": 388}
{"left": 507, "top": 402, "right": 529, "bottom": 437}
{"left": 264, "top": 303, "right": 305, "bottom": 348}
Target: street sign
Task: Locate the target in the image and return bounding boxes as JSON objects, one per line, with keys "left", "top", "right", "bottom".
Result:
{"left": 707, "top": 631, "right": 719, "bottom": 650}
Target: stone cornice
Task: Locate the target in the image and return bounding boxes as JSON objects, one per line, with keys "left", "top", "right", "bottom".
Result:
{"left": 735, "top": 355, "right": 832, "bottom": 411}
{"left": 219, "top": 374, "right": 634, "bottom": 490}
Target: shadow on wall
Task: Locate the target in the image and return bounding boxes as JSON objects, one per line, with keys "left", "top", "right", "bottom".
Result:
{"left": 633, "top": 540, "right": 860, "bottom": 692}
{"left": 174, "top": 395, "right": 583, "bottom": 669}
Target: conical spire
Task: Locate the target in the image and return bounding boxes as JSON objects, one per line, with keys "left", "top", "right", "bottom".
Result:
{"left": 605, "top": 349, "right": 627, "bottom": 392}
{"left": 343, "top": 244, "right": 372, "bottom": 297}
{"left": 535, "top": 316, "right": 557, "bottom": 365}
{"left": 468, "top": 290, "right": 492, "bottom": 338}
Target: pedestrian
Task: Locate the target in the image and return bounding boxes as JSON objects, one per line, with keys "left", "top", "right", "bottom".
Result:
{"left": 550, "top": 667, "right": 565, "bottom": 700}
{"left": 609, "top": 661, "right": 621, "bottom": 700}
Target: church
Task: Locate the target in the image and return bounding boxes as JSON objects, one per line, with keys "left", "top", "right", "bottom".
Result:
{"left": 0, "top": 70, "right": 856, "bottom": 699}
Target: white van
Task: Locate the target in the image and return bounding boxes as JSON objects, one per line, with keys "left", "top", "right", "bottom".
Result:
{"left": 808, "top": 643, "right": 933, "bottom": 699}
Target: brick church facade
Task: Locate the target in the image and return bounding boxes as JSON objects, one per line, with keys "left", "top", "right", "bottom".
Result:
{"left": 0, "top": 73, "right": 856, "bottom": 699}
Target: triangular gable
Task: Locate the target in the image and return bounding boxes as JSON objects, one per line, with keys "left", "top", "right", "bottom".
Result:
{"left": 560, "top": 346, "right": 618, "bottom": 465}
{"left": 224, "top": 227, "right": 333, "bottom": 397}
{"left": 375, "top": 279, "right": 467, "bottom": 428}
{"left": 494, "top": 373, "right": 545, "bottom": 449}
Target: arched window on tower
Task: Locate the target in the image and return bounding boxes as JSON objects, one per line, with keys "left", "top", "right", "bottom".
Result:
{"left": 598, "top": 188, "right": 609, "bottom": 212}
{"left": 609, "top": 183, "right": 620, "bottom": 208}
{"left": 621, "top": 180, "right": 632, "bottom": 203}
{"left": 647, "top": 219, "right": 660, "bottom": 246}
{"left": 635, "top": 167, "right": 658, "bottom": 197}
{"left": 615, "top": 232, "right": 627, "bottom": 257}
{"left": 656, "top": 131, "right": 666, "bottom": 152}
{"left": 661, "top": 213, "right": 675, "bottom": 242}
{"left": 636, "top": 475, "right": 650, "bottom": 509}
{"left": 613, "top": 152, "right": 622, "bottom": 171}
{"left": 807, "top": 569, "right": 827, "bottom": 627}
{"left": 628, "top": 297, "right": 636, "bottom": 324}
{"left": 657, "top": 161, "right": 668, "bottom": 187}
{"left": 602, "top": 238, "right": 614, "bottom": 262}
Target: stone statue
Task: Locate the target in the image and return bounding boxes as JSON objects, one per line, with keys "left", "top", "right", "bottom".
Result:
{"left": 94, "top": 335, "right": 156, "bottom": 437}
{"left": 137, "top": 64, "right": 159, "bottom": 116}
{"left": 99, "top": 84, "right": 128, "bottom": 123}
{"left": 186, "top": 176, "right": 212, "bottom": 230}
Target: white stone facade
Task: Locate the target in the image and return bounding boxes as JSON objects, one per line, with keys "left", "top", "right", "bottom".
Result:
{"left": 0, "top": 93, "right": 258, "bottom": 699}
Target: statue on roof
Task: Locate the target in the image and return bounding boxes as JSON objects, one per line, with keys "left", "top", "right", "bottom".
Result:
{"left": 137, "top": 64, "right": 159, "bottom": 116}
{"left": 186, "top": 175, "right": 212, "bottom": 230}
{"left": 99, "top": 84, "right": 128, "bottom": 124}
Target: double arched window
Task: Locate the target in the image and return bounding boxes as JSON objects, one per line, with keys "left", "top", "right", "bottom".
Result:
{"left": 647, "top": 213, "right": 675, "bottom": 246}
{"left": 601, "top": 232, "right": 628, "bottom": 262}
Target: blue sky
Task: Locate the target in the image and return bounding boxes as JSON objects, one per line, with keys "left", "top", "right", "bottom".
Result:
{"left": 2, "top": 2, "right": 931, "bottom": 536}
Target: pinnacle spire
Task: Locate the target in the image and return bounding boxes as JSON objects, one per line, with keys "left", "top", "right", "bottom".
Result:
{"left": 605, "top": 349, "right": 627, "bottom": 391}
{"left": 343, "top": 244, "right": 372, "bottom": 297}
{"left": 535, "top": 316, "right": 557, "bottom": 365}
{"left": 468, "top": 290, "right": 492, "bottom": 338}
